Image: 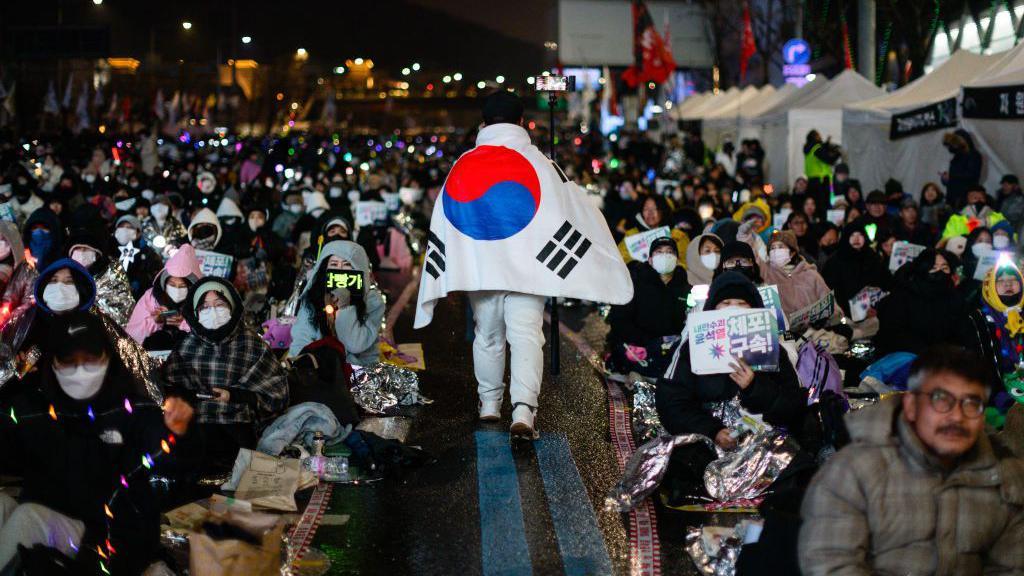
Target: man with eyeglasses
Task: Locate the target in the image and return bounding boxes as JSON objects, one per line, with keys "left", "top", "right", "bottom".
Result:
{"left": 799, "top": 345, "right": 1024, "bottom": 576}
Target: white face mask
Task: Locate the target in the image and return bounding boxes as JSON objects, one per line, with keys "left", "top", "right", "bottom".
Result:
{"left": 114, "top": 227, "right": 137, "bottom": 246}
{"left": 166, "top": 285, "right": 188, "bottom": 303}
{"left": 248, "top": 218, "right": 263, "bottom": 232}
{"left": 198, "top": 305, "right": 232, "bottom": 330}
{"left": 347, "top": 191, "right": 361, "bottom": 205}
{"left": 84, "top": 174, "right": 97, "bottom": 184}
{"left": 769, "top": 248, "right": 791, "bottom": 267}
{"left": 329, "top": 186, "right": 344, "bottom": 199}
{"left": 151, "top": 204, "right": 169, "bottom": 221}
{"left": 71, "top": 248, "right": 98, "bottom": 268}
{"left": 288, "top": 203, "right": 304, "bottom": 214}
{"left": 54, "top": 359, "right": 108, "bottom": 400}
{"left": 700, "top": 253, "right": 720, "bottom": 270}
{"left": 141, "top": 189, "right": 155, "bottom": 201}
{"left": 114, "top": 198, "right": 136, "bottom": 211}
{"left": 972, "top": 242, "right": 992, "bottom": 257}
{"left": 994, "top": 235, "right": 1011, "bottom": 249}
{"left": 44, "top": 282, "right": 81, "bottom": 312}
{"left": 0, "top": 239, "right": 11, "bottom": 261}
{"left": 650, "top": 252, "right": 677, "bottom": 275}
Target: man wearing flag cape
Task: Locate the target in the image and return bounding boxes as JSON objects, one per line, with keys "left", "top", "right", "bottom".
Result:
{"left": 415, "top": 91, "right": 633, "bottom": 439}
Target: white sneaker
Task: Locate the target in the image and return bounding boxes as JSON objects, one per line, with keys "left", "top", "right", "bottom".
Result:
{"left": 479, "top": 399, "right": 502, "bottom": 422}
{"left": 510, "top": 404, "right": 538, "bottom": 440}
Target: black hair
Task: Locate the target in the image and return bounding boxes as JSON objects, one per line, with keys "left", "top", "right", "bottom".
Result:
{"left": 303, "top": 259, "right": 368, "bottom": 336}
{"left": 908, "top": 345, "right": 993, "bottom": 393}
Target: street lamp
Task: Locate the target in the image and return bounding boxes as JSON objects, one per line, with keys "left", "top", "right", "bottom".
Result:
{"left": 297, "top": 48, "right": 308, "bottom": 57}
{"left": 412, "top": 62, "right": 421, "bottom": 71}
{"left": 92, "top": 0, "right": 103, "bottom": 5}
{"left": 442, "top": 75, "right": 452, "bottom": 83}
{"left": 401, "top": 67, "right": 411, "bottom": 76}
{"left": 477, "top": 81, "right": 486, "bottom": 89}
{"left": 496, "top": 75, "right": 505, "bottom": 84}
{"left": 333, "top": 66, "right": 345, "bottom": 74}
{"left": 241, "top": 36, "right": 252, "bottom": 44}
{"left": 453, "top": 72, "right": 463, "bottom": 81}
{"left": 527, "top": 76, "right": 535, "bottom": 85}
{"left": 181, "top": 21, "right": 192, "bottom": 30}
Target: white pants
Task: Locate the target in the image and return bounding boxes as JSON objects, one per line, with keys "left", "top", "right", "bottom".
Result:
{"left": 0, "top": 492, "right": 84, "bottom": 568}
{"left": 468, "top": 291, "right": 546, "bottom": 408}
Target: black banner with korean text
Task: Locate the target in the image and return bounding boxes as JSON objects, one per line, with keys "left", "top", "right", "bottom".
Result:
{"left": 889, "top": 97, "right": 958, "bottom": 140}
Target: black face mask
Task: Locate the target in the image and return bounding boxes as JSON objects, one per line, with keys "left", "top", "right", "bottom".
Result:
{"left": 973, "top": 201, "right": 987, "bottom": 212}
{"left": 999, "top": 293, "right": 1021, "bottom": 307}
{"left": 821, "top": 244, "right": 838, "bottom": 256}
{"left": 928, "top": 270, "right": 951, "bottom": 286}
{"left": 722, "top": 264, "right": 758, "bottom": 283}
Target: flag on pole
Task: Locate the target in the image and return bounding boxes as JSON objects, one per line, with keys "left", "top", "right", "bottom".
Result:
{"left": 61, "top": 74, "right": 73, "bottom": 109}
{"left": 414, "top": 124, "right": 632, "bottom": 328}
{"left": 75, "top": 81, "right": 90, "bottom": 131}
{"left": 621, "top": 0, "right": 677, "bottom": 88}
{"left": 740, "top": 4, "right": 757, "bottom": 81}
{"left": 43, "top": 82, "right": 59, "bottom": 115}
{"left": 2, "top": 82, "right": 15, "bottom": 119}
{"left": 154, "top": 89, "right": 165, "bottom": 120}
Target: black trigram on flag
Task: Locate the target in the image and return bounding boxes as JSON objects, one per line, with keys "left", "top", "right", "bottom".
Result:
{"left": 536, "top": 221, "right": 592, "bottom": 279}
{"left": 425, "top": 231, "right": 445, "bottom": 279}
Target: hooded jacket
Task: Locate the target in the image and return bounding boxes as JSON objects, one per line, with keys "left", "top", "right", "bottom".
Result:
{"left": 113, "top": 214, "right": 164, "bottom": 298}
{"left": 799, "top": 397, "right": 1024, "bottom": 576}
{"left": 126, "top": 244, "right": 203, "bottom": 347}
{"left": 980, "top": 263, "right": 1024, "bottom": 377}
{"left": 685, "top": 233, "right": 723, "bottom": 286}
{"left": 657, "top": 272, "right": 807, "bottom": 440}
{"left": 875, "top": 249, "right": 977, "bottom": 356}
{"left": 162, "top": 277, "right": 288, "bottom": 427}
{"left": 760, "top": 256, "right": 832, "bottom": 317}
{"left": 23, "top": 207, "right": 65, "bottom": 270}
{"left": 822, "top": 223, "right": 892, "bottom": 315}
{"left": 187, "top": 207, "right": 222, "bottom": 250}
{"left": 34, "top": 258, "right": 97, "bottom": 316}
{"left": 0, "top": 324, "right": 199, "bottom": 574}
{"left": 288, "top": 240, "right": 386, "bottom": 365}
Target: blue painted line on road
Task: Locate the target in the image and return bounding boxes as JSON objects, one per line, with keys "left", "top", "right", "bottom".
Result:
{"left": 535, "top": 433, "right": 614, "bottom": 576}
{"left": 475, "top": 430, "right": 533, "bottom": 576}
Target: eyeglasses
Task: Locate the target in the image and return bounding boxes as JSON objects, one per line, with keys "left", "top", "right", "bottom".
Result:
{"left": 914, "top": 388, "right": 985, "bottom": 418}
{"left": 722, "top": 259, "right": 753, "bottom": 269}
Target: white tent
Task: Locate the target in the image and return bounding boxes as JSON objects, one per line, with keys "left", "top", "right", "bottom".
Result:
{"left": 673, "top": 91, "right": 713, "bottom": 119}
{"left": 843, "top": 50, "right": 1000, "bottom": 196}
{"left": 681, "top": 86, "right": 740, "bottom": 121}
{"left": 959, "top": 41, "right": 1024, "bottom": 192}
{"left": 701, "top": 85, "right": 785, "bottom": 150}
{"left": 751, "top": 70, "right": 882, "bottom": 189}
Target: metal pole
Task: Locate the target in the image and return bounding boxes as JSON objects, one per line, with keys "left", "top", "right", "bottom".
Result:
{"left": 548, "top": 92, "right": 560, "bottom": 376}
{"left": 858, "top": 0, "right": 876, "bottom": 83}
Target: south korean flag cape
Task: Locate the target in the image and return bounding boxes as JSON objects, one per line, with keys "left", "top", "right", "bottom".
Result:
{"left": 415, "top": 123, "right": 633, "bottom": 329}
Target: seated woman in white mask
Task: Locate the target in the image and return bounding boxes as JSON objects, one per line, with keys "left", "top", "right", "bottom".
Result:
{"left": 161, "top": 277, "right": 288, "bottom": 473}
{"left": 126, "top": 244, "right": 204, "bottom": 350}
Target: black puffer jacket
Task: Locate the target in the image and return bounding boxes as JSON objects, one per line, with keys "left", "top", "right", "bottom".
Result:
{"left": 0, "top": 350, "right": 198, "bottom": 573}
{"left": 875, "top": 248, "right": 979, "bottom": 356}
{"left": 607, "top": 260, "right": 691, "bottom": 345}
{"left": 656, "top": 344, "right": 807, "bottom": 440}
{"left": 821, "top": 223, "right": 891, "bottom": 315}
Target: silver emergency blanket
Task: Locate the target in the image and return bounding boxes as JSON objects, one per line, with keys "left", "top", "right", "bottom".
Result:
{"left": 94, "top": 262, "right": 135, "bottom": 326}
{"left": 281, "top": 257, "right": 316, "bottom": 318}
{"left": 391, "top": 208, "right": 425, "bottom": 256}
{"left": 685, "top": 525, "right": 743, "bottom": 576}
{"left": 350, "top": 362, "right": 431, "bottom": 414}
{"left": 100, "top": 312, "right": 163, "bottom": 404}
{"left": 604, "top": 433, "right": 715, "bottom": 512}
{"left": 631, "top": 379, "right": 665, "bottom": 441}
{"left": 704, "top": 430, "right": 796, "bottom": 501}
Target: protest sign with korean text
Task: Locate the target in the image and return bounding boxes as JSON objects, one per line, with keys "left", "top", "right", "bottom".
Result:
{"left": 786, "top": 291, "right": 835, "bottom": 332}
{"left": 355, "top": 201, "right": 388, "bottom": 227}
{"left": 623, "top": 226, "right": 670, "bottom": 262}
{"left": 194, "top": 249, "right": 234, "bottom": 279}
{"left": 688, "top": 308, "right": 780, "bottom": 375}
{"left": 849, "top": 286, "right": 887, "bottom": 322}
{"left": 888, "top": 241, "right": 926, "bottom": 272}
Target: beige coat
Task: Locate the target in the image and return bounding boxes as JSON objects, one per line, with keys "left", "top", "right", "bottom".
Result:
{"left": 799, "top": 397, "right": 1024, "bottom": 576}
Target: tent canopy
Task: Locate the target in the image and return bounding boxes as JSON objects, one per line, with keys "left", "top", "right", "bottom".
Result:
{"left": 843, "top": 50, "right": 1002, "bottom": 195}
